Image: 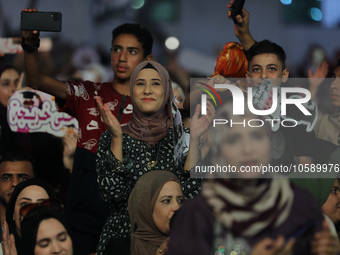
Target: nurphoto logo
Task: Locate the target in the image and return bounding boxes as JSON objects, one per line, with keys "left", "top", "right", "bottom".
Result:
{"left": 201, "top": 84, "right": 312, "bottom": 116}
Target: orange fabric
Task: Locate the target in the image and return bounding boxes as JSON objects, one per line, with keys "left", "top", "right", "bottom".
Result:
{"left": 211, "top": 42, "right": 248, "bottom": 78}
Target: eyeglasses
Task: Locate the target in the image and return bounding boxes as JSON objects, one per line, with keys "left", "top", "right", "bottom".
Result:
{"left": 19, "top": 199, "right": 63, "bottom": 218}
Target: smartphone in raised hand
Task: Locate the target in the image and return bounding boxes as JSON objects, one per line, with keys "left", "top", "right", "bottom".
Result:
{"left": 21, "top": 11, "right": 62, "bottom": 32}
{"left": 230, "top": 0, "right": 245, "bottom": 24}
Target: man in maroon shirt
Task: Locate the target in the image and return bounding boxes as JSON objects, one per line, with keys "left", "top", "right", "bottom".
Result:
{"left": 22, "top": 12, "right": 153, "bottom": 254}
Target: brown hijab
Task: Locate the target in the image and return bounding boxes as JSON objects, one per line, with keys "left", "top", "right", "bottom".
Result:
{"left": 128, "top": 170, "right": 181, "bottom": 255}
{"left": 122, "top": 60, "right": 173, "bottom": 144}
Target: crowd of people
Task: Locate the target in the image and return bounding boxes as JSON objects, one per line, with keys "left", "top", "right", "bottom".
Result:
{"left": 1, "top": 2, "right": 340, "bottom": 255}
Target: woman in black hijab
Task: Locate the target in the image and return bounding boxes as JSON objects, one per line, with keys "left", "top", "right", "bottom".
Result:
{"left": 5, "top": 178, "right": 56, "bottom": 255}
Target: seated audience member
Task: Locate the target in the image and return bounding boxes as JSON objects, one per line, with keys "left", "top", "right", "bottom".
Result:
{"left": 168, "top": 102, "right": 335, "bottom": 255}
{"left": 96, "top": 60, "right": 207, "bottom": 253}
{"left": 291, "top": 177, "right": 340, "bottom": 238}
{"left": 104, "top": 170, "right": 183, "bottom": 255}
{"left": 0, "top": 151, "right": 35, "bottom": 234}
{"left": 0, "top": 66, "right": 31, "bottom": 158}
{"left": 299, "top": 58, "right": 339, "bottom": 163}
{"left": 0, "top": 151, "right": 35, "bottom": 253}
{"left": 3, "top": 201, "right": 72, "bottom": 255}
{"left": 0, "top": 66, "right": 20, "bottom": 108}
{"left": 129, "top": 170, "right": 183, "bottom": 255}
{"left": 4, "top": 178, "right": 56, "bottom": 255}
{"left": 314, "top": 60, "right": 340, "bottom": 146}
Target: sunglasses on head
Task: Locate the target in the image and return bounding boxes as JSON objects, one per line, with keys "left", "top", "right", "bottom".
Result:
{"left": 19, "top": 199, "right": 63, "bottom": 218}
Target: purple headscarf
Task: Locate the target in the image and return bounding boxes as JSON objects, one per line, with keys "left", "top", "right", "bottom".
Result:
{"left": 122, "top": 60, "right": 173, "bottom": 144}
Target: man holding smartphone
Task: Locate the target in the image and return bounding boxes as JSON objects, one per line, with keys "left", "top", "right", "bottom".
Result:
{"left": 225, "top": 3, "right": 318, "bottom": 167}
{"left": 21, "top": 8, "right": 153, "bottom": 255}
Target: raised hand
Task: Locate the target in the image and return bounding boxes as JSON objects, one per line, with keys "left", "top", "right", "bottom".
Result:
{"left": 207, "top": 74, "right": 232, "bottom": 93}
{"left": 2, "top": 221, "right": 18, "bottom": 255}
{"left": 226, "top": 1, "right": 255, "bottom": 51}
{"left": 308, "top": 61, "right": 329, "bottom": 88}
{"left": 95, "top": 96, "right": 122, "bottom": 138}
{"left": 190, "top": 100, "right": 215, "bottom": 141}
{"left": 308, "top": 61, "right": 329, "bottom": 101}
{"left": 309, "top": 61, "right": 329, "bottom": 79}
{"left": 63, "top": 129, "right": 77, "bottom": 157}
{"left": 96, "top": 96, "right": 123, "bottom": 160}
{"left": 227, "top": 1, "right": 250, "bottom": 33}
{"left": 311, "top": 220, "right": 339, "bottom": 255}
{"left": 62, "top": 128, "right": 78, "bottom": 172}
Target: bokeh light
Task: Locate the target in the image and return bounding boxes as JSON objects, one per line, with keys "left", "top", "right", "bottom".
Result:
{"left": 165, "top": 37, "right": 180, "bottom": 50}
{"left": 310, "top": 7, "right": 322, "bottom": 21}
{"left": 130, "top": 0, "right": 145, "bottom": 9}
{"left": 280, "top": 0, "right": 292, "bottom": 5}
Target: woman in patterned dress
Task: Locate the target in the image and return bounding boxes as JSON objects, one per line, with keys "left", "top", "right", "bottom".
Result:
{"left": 95, "top": 60, "right": 213, "bottom": 254}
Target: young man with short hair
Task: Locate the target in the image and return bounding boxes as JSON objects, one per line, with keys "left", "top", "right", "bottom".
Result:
{"left": 245, "top": 39, "right": 289, "bottom": 85}
{"left": 22, "top": 14, "right": 153, "bottom": 254}
{"left": 0, "top": 151, "right": 35, "bottom": 249}
{"left": 228, "top": 7, "right": 316, "bottom": 166}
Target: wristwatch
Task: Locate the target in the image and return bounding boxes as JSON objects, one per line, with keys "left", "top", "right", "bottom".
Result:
{"left": 21, "top": 37, "right": 40, "bottom": 53}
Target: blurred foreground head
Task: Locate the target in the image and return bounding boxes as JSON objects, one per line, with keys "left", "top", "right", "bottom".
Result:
{"left": 211, "top": 42, "right": 248, "bottom": 78}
